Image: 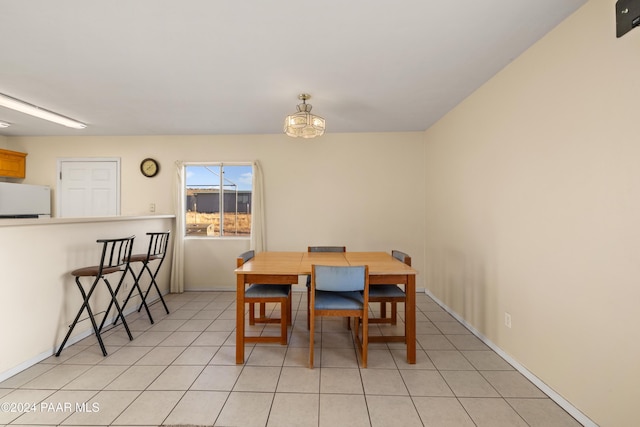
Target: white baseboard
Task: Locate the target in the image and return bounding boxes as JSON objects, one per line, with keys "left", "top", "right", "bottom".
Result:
{"left": 423, "top": 289, "right": 597, "bottom": 427}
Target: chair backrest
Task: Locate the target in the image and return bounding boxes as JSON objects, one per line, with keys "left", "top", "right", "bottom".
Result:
{"left": 308, "top": 246, "right": 346, "bottom": 252}
{"left": 237, "top": 250, "right": 255, "bottom": 267}
{"left": 96, "top": 235, "right": 135, "bottom": 273}
{"left": 312, "top": 264, "right": 368, "bottom": 292}
{"left": 146, "top": 231, "right": 170, "bottom": 259}
{"left": 391, "top": 250, "right": 411, "bottom": 266}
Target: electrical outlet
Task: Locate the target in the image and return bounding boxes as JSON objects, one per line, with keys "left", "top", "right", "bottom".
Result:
{"left": 504, "top": 312, "right": 512, "bottom": 328}
{"left": 149, "top": 203, "right": 156, "bottom": 213}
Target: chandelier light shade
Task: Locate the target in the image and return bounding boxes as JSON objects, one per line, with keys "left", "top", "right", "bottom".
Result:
{"left": 284, "top": 93, "right": 325, "bottom": 138}
{"left": 0, "top": 92, "right": 86, "bottom": 129}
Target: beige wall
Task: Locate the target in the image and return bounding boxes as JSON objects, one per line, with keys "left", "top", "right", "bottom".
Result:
{"left": 423, "top": 0, "right": 639, "bottom": 425}
{"left": 7, "top": 132, "right": 426, "bottom": 289}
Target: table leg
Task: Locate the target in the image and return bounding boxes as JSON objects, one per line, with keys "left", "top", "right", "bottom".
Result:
{"left": 236, "top": 273, "right": 245, "bottom": 364}
{"left": 406, "top": 274, "right": 416, "bottom": 364}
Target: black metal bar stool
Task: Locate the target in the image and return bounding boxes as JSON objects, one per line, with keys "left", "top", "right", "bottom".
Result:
{"left": 116, "top": 231, "right": 170, "bottom": 324}
{"left": 56, "top": 235, "right": 135, "bottom": 357}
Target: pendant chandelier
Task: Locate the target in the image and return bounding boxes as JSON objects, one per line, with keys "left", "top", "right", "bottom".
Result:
{"left": 283, "top": 93, "right": 325, "bottom": 138}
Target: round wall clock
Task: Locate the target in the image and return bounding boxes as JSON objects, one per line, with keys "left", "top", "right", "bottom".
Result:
{"left": 140, "top": 158, "right": 159, "bottom": 177}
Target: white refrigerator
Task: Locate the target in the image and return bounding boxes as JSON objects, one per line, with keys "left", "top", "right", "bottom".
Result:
{"left": 0, "top": 182, "right": 51, "bottom": 218}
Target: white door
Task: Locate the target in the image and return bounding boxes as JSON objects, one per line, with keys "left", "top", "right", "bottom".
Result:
{"left": 57, "top": 159, "right": 120, "bottom": 217}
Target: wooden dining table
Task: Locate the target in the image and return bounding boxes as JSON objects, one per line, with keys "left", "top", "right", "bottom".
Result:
{"left": 234, "top": 251, "right": 418, "bottom": 364}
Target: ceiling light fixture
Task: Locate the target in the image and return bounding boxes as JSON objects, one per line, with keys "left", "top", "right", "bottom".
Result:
{"left": 284, "top": 93, "right": 325, "bottom": 138}
{"left": 0, "top": 92, "right": 86, "bottom": 129}
{"left": 0, "top": 121, "right": 10, "bottom": 128}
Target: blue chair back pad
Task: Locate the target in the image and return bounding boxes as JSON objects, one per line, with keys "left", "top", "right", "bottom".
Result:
{"left": 239, "top": 250, "right": 255, "bottom": 263}
{"left": 313, "top": 265, "right": 366, "bottom": 292}
{"left": 392, "top": 250, "right": 410, "bottom": 264}
{"left": 308, "top": 246, "right": 346, "bottom": 252}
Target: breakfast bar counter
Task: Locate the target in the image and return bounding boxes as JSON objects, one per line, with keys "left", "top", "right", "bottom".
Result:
{"left": 0, "top": 215, "right": 175, "bottom": 381}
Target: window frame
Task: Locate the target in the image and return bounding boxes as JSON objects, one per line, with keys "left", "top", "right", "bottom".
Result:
{"left": 183, "top": 161, "right": 253, "bottom": 239}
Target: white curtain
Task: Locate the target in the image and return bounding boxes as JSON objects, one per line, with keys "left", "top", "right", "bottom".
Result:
{"left": 170, "top": 160, "right": 185, "bottom": 293}
{"left": 250, "top": 160, "right": 266, "bottom": 253}
{"left": 171, "top": 160, "right": 263, "bottom": 292}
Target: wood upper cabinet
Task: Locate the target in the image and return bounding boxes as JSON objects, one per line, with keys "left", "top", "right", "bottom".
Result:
{"left": 0, "top": 149, "right": 27, "bottom": 178}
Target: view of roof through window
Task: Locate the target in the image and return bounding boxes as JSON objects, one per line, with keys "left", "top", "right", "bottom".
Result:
{"left": 185, "top": 164, "right": 253, "bottom": 237}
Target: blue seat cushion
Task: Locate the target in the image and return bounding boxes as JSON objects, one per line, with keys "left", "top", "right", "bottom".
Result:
{"left": 245, "top": 284, "right": 290, "bottom": 298}
{"left": 314, "top": 290, "right": 364, "bottom": 310}
{"left": 369, "top": 285, "right": 405, "bottom": 298}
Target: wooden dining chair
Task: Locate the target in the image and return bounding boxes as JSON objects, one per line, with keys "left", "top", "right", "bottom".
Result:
{"left": 368, "top": 250, "right": 410, "bottom": 342}
{"left": 238, "top": 250, "right": 291, "bottom": 344}
{"left": 309, "top": 264, "right": 370, "bottom": 368}
{"left": 306, "top": 246, "right": 346, "bottom": 329}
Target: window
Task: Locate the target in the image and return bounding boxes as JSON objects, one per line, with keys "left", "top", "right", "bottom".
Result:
{"left": 185, "top": 163, "right": 253, "bottom": 237}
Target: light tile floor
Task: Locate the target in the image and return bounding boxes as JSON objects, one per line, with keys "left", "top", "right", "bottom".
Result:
{"left": 0, "top": 291, "right": 583, "bottom": 426}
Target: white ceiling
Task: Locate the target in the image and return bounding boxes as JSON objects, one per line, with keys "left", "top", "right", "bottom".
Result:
{"left": 0, "top": 0, "right": 586, "bottom": 137}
